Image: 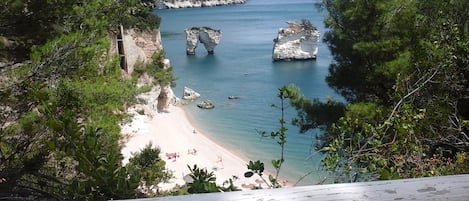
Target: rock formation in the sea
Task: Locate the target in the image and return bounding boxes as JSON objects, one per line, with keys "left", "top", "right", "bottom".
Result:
{"left": 182, "top": 86, "right": 201, "bottom": 100}
{"left": 197, "top": 100, "right": 215, "bottom": 109}
{"left": 156, "top": 0, "right": 247, "bottom": 9}
{"left": 185, "top": 27, "right": 222, "bottom": 55}
{"left": 272, "top": 20, "right": 320, "bottom": 61}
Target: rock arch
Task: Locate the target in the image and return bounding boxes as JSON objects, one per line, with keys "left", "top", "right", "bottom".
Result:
{"left": 185, "top": 27, "right": 222, "bottom": 55}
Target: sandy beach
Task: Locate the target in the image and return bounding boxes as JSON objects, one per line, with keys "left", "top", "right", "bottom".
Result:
{"left": 121, "top": 104, "right": 271, "bottom": 191}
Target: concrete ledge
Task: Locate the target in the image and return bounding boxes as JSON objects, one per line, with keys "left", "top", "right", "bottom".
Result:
{"left": 115, "top": 174, "right": 469, "bottom": 201}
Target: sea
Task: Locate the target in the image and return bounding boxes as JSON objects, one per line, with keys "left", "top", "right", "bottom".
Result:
{"left": 154, "top": 0, "right": 342, "bottom": 186}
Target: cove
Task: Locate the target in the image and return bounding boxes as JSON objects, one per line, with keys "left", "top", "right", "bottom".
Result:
{"left": 154, "top": 0, "right": 342, "bottom": 185}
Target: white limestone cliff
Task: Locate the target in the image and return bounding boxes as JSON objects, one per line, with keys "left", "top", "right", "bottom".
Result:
{"left": 185, "top": 27, "right": 222, "bottom": 55}
{"left": 157, "top": 0, "right": 247, "bottom": 9}
{"left": 272, "top": 20, "right": 320, "bottom": 61}
{"left": 109, "top": 27, "right": 163, "bottom": 74}
{"left": 110, "top": 27, "right": 177, "bottom": 112}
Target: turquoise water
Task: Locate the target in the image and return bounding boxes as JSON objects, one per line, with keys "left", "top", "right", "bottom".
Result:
{"left": 154, "top": 0, "right": 341, "bottom": 185}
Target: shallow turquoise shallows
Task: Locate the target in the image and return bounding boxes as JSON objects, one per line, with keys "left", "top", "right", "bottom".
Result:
{"left": 154, "top": 0, "right": 342, "bottom": 185}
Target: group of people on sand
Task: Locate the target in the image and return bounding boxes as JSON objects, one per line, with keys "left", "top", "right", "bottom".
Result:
{"left": 165, "top": 148, "right": 198, "bottom": 162}
{"left": 165, "top": 152, "right": 180, "bottom": 161}
{"left": 187, "top": 148, "right": 197, "bottom": 155}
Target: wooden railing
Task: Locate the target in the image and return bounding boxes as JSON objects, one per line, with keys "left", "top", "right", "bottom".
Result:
{"left": 114, "top": 174, "right": 469, "bottom": 201}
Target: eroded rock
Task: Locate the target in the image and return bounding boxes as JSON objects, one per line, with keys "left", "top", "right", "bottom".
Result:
{"left": 182, "top": 86, "right": 201, "bottom": 100}
{"left": 185, "top": 27, "right": 222, "bottom": 55}
{"left": 272, "top": 20, "right": 320, "bottom": 61}
{"left": 197, "top": 100, "right": 215, "bottom": 109}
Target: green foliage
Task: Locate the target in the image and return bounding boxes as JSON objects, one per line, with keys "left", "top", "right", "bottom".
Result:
{"left": 0, "top": 0, "right": 161, "bottom": 62}
{"left": 63, "top": 126, "right": 140, "bottom": 200}
{"left": 323, "top": 0, "right": 416, "bottom": 103}
{"left": 133, "top": 58, "right": 148, "bottom": 76}
{"left": 126, "top": 143, "right": 173, "bottom": 196}
{"left": 309, "top": 0, "right": 469, "bottom": 183}
{"left": 0, "top": 0, "right": 163, "bottom": 200}
{"left": 132, "top": 51, "right": 177, "bottom": 86}
{"left": 220, "top": 176, "right": 241, "bottom": 192}
{"left": 247, "top": 86, "right": 304, "bottom": 188}
{"left": 186, "top": 165, "right": 220, "bottom": 194}
{"left": 245, "top": 160, "right": 265, "bottom": 178}
{"left": 452, "top": 153, "right": 469, "bottom": 174}
{"left": 149, "top": 51, "right": 177, "bottom": 86}
{"left": 285, "top": 84, "right": 345, "bottom": 133}
{"left": 120, "top": 0, "right": 161, "bottom": 30}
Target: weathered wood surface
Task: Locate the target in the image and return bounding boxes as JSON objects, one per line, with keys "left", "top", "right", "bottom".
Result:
{"left": 116, "top": 174, "right": 469, "bottom": 201}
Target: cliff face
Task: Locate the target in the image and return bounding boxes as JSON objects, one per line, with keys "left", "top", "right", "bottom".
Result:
{"left": 157, "top": 0, "right": 247, "bottom": 9}
{"left": 185, "top": 27, "right": 222, "bottom": 55}
{"left": 110, "top": 28, "right": 177, "bottom": 111}
{"left": 272, "top": 21, "right": 320, "bottom": 61}
{"left": 109, "top": 28, "right": 163, "bottom": 74}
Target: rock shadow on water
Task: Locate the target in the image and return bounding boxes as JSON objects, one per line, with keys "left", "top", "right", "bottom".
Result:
{"left": 185, "top": 53, "right": 220, "bottom": 67}
{"left": 161, "top": 31, "right": 185, "bottom": 39}
{"left": 272, "top": 60, "right": 317, "bottom": 70}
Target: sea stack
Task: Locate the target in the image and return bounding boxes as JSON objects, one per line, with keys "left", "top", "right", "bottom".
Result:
{"left": 185, "top": 27, "right": 222, "bottom": 55}
{"left": 272, "top": 20, "right": 320, "bottom": 61}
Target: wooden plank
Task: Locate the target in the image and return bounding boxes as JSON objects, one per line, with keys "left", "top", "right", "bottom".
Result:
{"left": 115, "top": 174, "right": 469, "bottom": 201}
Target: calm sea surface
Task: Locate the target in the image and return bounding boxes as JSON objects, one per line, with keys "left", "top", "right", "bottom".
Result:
{"left": 154, "top": 0, "right": 341, "bottom": 185}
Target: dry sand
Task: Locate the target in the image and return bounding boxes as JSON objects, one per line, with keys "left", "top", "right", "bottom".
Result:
{"left": 121, "top": 105, "right": 271, "bottom": 191}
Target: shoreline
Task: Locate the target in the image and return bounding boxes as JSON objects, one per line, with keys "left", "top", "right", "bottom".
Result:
{"left": 121, "top": 104, "right": 286, "bottom": 191}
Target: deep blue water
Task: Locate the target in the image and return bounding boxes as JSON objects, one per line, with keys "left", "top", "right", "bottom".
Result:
{"left": 154, "top": 0, "right": 341, "bottom": 185}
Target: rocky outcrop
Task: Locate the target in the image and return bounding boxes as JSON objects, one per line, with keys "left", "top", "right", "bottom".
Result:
{"left": 182, "top": 86, "right": 201, "bottom": 100}
{"left": 157, "top": 84, "right": 178, "bottom": 110}
{"left": 272, "top": 20, "right": 320, "bottom": 61}
{"left": 109, "top": 27, "right": 163, "bottom": 74}
{"left": 134, "top": 59, "right": 178, "bottom": 112}
{"left": 185, "top": 27, "right": 222, "bottom": 55}
{"left": 156, "top": 0, "right": 247, "bottom": 9}
{"left": 110, "top": 27, "right": 177, "bottom": 111}
{"left": 197, "top": 100, "right": 215, "bottom": 109}
{"left": 133, "top": 83, "right": 176, "bottom": 115}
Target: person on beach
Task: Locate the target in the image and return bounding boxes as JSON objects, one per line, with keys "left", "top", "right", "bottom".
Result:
{"left": 187, "top": 148, "right": 197, "bottom": 155}
{"left": 216, "top": 156, "right": 224, "bottom": 169}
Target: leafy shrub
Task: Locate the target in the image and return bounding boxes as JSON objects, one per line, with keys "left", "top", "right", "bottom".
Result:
{"left": 126, "top": 143, "right": 173, "bottom": 195}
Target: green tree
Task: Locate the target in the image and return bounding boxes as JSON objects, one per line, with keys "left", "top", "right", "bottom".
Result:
{"left": 186, "top": 165, "right": 220, "bottom": 194}
{"left": 299, "top": 0, "right": 469, "bottom": 182}
{"left": 322, "top": 0, "right": 417, "bottom": 104}
{"left": 0, "top": 0, "right": 160, "bottom": 63}
{"left": 126, "top": 143, "right": 173, "bottom": 196}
